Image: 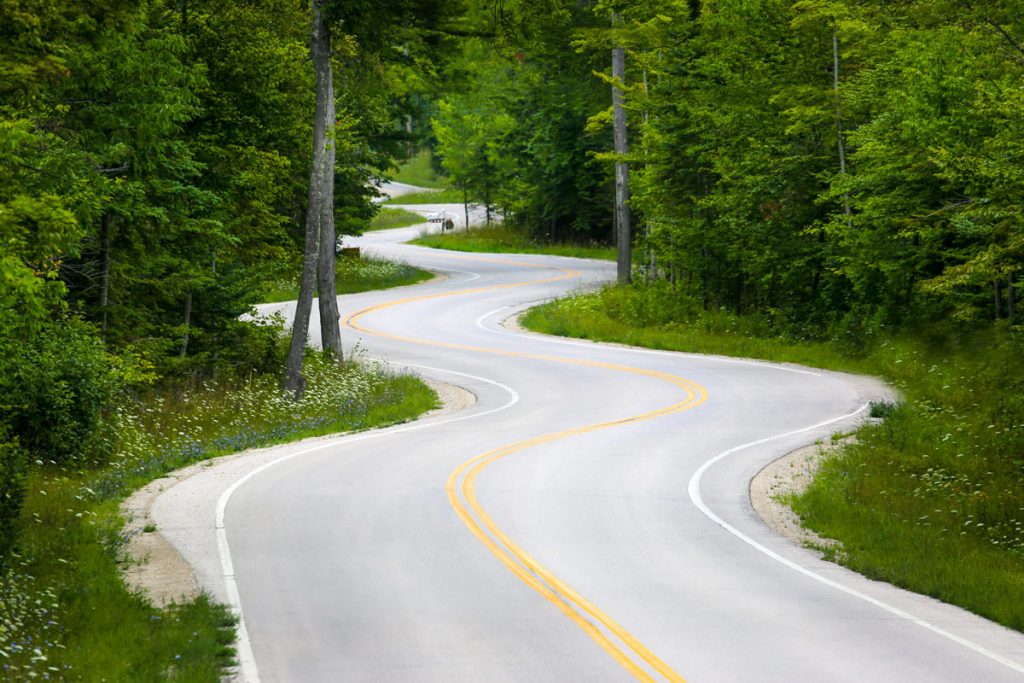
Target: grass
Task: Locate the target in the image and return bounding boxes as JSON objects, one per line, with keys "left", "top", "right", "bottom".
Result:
{"left": 383, "top": 188, "right": 465, "bottom": 204}
{"left": 391, "top": 149, "right": 448, "bottom": 189}
{"left": 367, "top": 207, "right": 426, "bottom": 231}
{"left": 410, "top": 224, "right": 616, "bottom": 261}
{"left": 261, "top": 253, "right": 432, "bottom": 304}
{"left": 521, "top": 283, "right": 1024, "bottom": 632}
{"left": 1, "top": 354, "right": 439, "bottom": 679}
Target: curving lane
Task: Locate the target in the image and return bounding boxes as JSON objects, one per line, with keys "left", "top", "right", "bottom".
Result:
{"left": 154, "top": 220, "right": 1024, "bottom": 682}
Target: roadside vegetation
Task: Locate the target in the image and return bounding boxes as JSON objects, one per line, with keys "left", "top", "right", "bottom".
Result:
{"left": 390, "top": 150, "right": 448, "bottom": 189}
{"left": 1, "top": 348, "right": 436, "bottom": 680}
{"left": 368, "top": 207, "right": 426, "bottom": 231}
{"left": 411, "top": 224, "right": 616, "bottom": 261}
{"left": 524, "top": 286, "right": 1024, "bottom": 631}
{"left": 383, "top": 188, "right": 464, "bottom": 205}
{"left": 261, "top": 253, "right": 432, "bottom": 303}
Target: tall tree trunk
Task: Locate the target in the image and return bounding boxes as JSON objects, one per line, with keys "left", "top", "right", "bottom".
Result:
{"left": 1009, "top": 272, "right": 1016, "bottom": 325}
{"left": 314, "top": 4, "right": 343, "bottom": 361}
{"left": 99, "top": 213, "right": 111, "bottom": 334}
{"left": 462, "top": 182, "right": 470, "bottom": 231}
{"left": 833, "top": 30, "right": 851, "bottom": 220}
{"left": 284, "top": 0, "right": 333, "bottom": 397}
{"left": 179, "top": 291, "right": 192, "bottom": 358}
{"left": 612, "top": 12, "right": 632, "bottom": 285}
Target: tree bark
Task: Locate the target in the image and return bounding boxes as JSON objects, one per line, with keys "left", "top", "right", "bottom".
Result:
{"left": 1008, "top": 272, "right": 1016, "bottom": 325}
{"left": 99, "top": 212, "right": 111, "bottom": 334}
{"left": 284, "top": 0, "right": 334, "bottom": 397}
{"left": 833, "top": 30, "right": 851, "bottom": 220}
{"left": 612, "top": 13, "right": 632, "bottom": 285}
{"left": 313, "top": 4, "right": 343, "bottom": 361}
{"left": 179, "top": 291, "right": 192, "bottom": 358}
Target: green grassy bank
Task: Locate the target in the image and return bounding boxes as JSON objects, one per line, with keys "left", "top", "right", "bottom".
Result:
{"left": 522, "top": 284, "right": 1024, "bottom": 631}
{"left": 383, "top": 188, "right": 464, "bottom": 204}
{"left": 262, "top": 253, "right": 432, "bottom": 304}
{"left": 2, "top": 354, "right": 438, "bottom": 679}
{"left": 410, "top": 224, "right": 616, "bottom": 261}
{"left": 391, "top": 150, "right": 448, "bottom": 189}
{"left": 368, "top": 207, "right": 426, "bottom": 231}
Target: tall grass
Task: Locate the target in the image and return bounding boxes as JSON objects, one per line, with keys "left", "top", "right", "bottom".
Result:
{"left": 368, "top": 208, "right": 426, "bottom": 231}
{"left": 523, "top": 285, "right": 1024, "bottom": 631}
{"left": 391, "top": 150, "right": 448, "bottom": 189}
{"left": 262, "top": 253, "right": 432, "bottom": 304}
{"left": 383, "top": 188, "right": 464, "bottom": 204}
{"left": 411, "top": 224, "right": 616, "bottom": 261}
{"left": 1, "top": 355, "right": 438, "bottom": 679}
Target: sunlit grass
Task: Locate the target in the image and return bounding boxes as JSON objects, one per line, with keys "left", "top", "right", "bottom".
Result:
{"left": 523, "top": 284, "right": 1024, "bottom": 631}
{"left": 368, "top": 207, "right": 426, "bottom": 231}
{"left": 410, "top": 224, "right": 616, "bottom": 261}
{"left": 261, "top": 253, "right": 432, "bottom": 304}
{"left": 390, "top": 149, "right": 448, "bottom": 189}
{"left": 383, "top": 188, "right": 464, "bottom": 204}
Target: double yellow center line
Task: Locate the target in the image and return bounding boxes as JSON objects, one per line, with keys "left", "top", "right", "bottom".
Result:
{"left": 344, "top": 252, "right": 707, "bottom": 681}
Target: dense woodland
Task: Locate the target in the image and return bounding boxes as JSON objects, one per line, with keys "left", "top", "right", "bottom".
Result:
{"left": 437, "top": 0, "right": 1023, "bottom": 337}
{"left": 2, "top": 0, "right": 1023, "bottom": 675}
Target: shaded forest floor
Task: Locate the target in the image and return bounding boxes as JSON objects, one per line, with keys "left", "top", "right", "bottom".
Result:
{"left": 522, "top": 284, "right": 1024, "bottom": 632}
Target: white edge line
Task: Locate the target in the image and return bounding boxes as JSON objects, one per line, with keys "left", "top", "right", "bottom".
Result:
{"left": 474, "top": 305, "right": 823, "bottom": 377}
{"left": 687, "top": 405, "right": 1024, "bottom": 676}
{"left": 214, "top": 363, "right": 520, "bottom": 683}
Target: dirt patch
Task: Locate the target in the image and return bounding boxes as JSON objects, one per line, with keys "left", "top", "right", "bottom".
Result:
{"left": 119, "top": 376, "right": 476, "bottom": 607}
{"left": 749, "top": 440, "right": 846, "bottom": 553}
{"left": 121, "top": 476, "right": 203, "bottom": 606}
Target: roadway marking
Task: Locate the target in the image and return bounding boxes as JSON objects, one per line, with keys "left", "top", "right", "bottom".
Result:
{"left": 216, "top": 364, "right": 521, "bottom": 683}
{"left": 687, "top": 407, "right": 1024, "bottom": 677}
{"left": 344, "top": 252, "right": 706, "bottom": 681}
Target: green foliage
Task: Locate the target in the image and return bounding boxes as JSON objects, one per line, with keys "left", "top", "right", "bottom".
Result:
{"left": 0, "top": 317, "right": 125, "bottom": 468}
{"left": 0, "top": 433, "right": 27, "bottom": 558}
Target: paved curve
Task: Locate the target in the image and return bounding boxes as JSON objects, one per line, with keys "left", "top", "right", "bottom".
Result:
{"left": 154, "top": 221, "right": 1024, "bottom": 682}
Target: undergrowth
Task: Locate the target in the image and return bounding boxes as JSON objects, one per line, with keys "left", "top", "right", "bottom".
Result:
{"left": 523, "top": 283, "right": 1024, "bottom": 631}
{"left": 1, "top": 355, "right": 438, "bottom": 679}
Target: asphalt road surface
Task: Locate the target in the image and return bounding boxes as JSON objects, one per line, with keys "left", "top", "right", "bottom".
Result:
{"left": 154, "top": 220, "right": 1024, "bottom": 682}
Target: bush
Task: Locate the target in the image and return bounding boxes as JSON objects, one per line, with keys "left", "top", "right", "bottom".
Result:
{"left": 0, "top": 432, "right": 26, "bottom": 557}
{"left": 0, "top": 316, "right": 124, "bottom": 467}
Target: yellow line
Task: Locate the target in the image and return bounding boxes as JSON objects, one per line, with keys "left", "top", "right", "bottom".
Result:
{"left": 344, "top": 251, "right": 706, "bottom": 681}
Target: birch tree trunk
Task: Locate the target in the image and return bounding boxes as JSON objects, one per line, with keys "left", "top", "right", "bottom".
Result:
{"left": 612, "top": 12, "right": 632, "bottom": 285}
{"left": 314, "top": 5, "right": 343, "bottom": 361}
{"left": 283, "top": 0, "right": 335, "bottom": 396}
{"left": 99, "top": 212, "right": 111, "bottom": 335}
{"left": 833, "top": 30, "right": 851, "bottom": 220}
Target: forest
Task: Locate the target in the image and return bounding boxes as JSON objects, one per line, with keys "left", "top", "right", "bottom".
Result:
{"left": 2, "top": 0, "right": 1023, "bottom": 677}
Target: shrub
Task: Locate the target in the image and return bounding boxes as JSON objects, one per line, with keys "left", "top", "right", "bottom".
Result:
{"left": 0, "top": 316, "right": 124, "bottom": 467}
{"left": 0, "top": 432, "right": 26, "bottom": 557}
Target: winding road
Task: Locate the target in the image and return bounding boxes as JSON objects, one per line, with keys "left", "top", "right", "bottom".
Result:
{"left": 151, "top": 213, "right": 1024, "bottom": 682}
